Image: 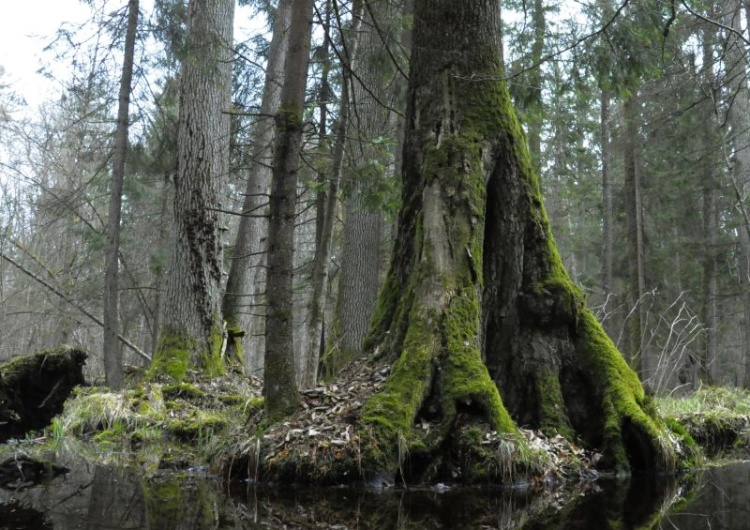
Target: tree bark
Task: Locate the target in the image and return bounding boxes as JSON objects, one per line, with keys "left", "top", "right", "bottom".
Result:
{"left": 264, "top": 0, "right": 315, "bottom": 421}
{"left": 323, "top": 0, "right": 411, "bottom": 375}
{"left": 362, "top": 0, "right": 683, "bottom": 479}
{"left": 103, "top": 0, "right": 139, "bottom": 389}
{"left": 699, "top": 9, "right": 719, "bottom": 385}
{"left": 721, "top": 1, "right": 750, "bottom": 387}
{"left": 600, "top": 89, "right": 613, "bottom": 298}
{"left": 527, "top": 0, "right": 545, "bottom": 173}
{"left": 623, "top": 93, "right": 647, "bottom": 382}
{"left": 222, "top": 0, "right": 293, "bottom": 371}
{"left": 302, "top": 0, "right": 365, "bottom": 388}
{"left": 151, "top": 0, "right": 234, "bottom": 379}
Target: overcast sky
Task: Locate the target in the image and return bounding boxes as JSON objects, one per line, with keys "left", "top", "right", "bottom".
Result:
{"left": 0, "top": 0, "right": 95, "bottom": 108}
{"left": 0, "top": 1, "right": 262, "bottom": 112}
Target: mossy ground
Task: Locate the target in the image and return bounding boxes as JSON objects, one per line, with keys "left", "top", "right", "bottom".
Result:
{"left": 656, "top": 386, "right": 750, "bottom": 460}
{"left": 5, "top": 352, "right": 750, "bottom": 489}
{"left": 44, "top": 369, "right": 260, "bottom": 471}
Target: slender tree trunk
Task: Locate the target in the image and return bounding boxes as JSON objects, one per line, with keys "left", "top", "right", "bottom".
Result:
{"left": 222, "top": 0, "right": 293, "bottom": 370}
{"left": 324, "top": 0, "right": 411, "bottom": 372}
{"left": 700, "top": 10, "right": 719, "bottom": 385}
{"left": 103, "top": 0, "right": 139, "bottom": 389}
{"left": 623, "top": 93, "right": 647, "bottom": 382}
{"left": 152, "top": 0, "right": 234, "bottom": 379}
{"left": 264, "top": 0, "right": 315, "bottom": 421}
{"left": 600, "top": 89, "right": 613, "bottom": 297}
{"left": 722, "top": 1, "right": 750, "bottom": 387}
{"left": 302, "top": 0, "right": 365, "bottom": 388}
{"left": 527, "top": 0, "right": 545, "bottom": 173}
{"left": 314, "top": 0, "right": 332, "bottom": 254}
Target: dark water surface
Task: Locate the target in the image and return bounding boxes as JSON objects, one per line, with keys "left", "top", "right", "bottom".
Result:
{"left": 1, "top": 448, "right": 749, "bottom": 529}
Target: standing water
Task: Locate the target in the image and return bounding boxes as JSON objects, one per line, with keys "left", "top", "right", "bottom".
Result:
{"left": 1, "top": 450, "right": 749, "bottom": 529}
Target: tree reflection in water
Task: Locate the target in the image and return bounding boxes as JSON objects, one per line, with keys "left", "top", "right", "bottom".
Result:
{"left": 7, "top": 456, "right": 750, "bottom": 530}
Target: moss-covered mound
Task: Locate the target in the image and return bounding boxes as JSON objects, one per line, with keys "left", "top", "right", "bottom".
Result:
{"left": 657, "top": 386, "right": 750, "bottom": 459}
{"left": 52, "top": 369, "right": 260, "bottom": 470}
{"left": 0, "top": 347, "right": 87, "bottom": 441}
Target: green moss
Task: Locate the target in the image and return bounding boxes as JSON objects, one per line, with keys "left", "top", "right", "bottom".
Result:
{"left": 442, "top": 288, "right": 515, "bottom": 434}
{"left": 361, "top": 309, "right": 434, "bottom": 468}
{"left": 576, "top": 310, "right": 679, "bottom": 472}
{"left": 217, "top": 394, "right": 245, "bottom": 406}
{"left": 142, "top": 476, "right": 184, "bottom": 524}
{"left": 535, "top": 365, "right": 573, "bottom": 438}
{"left": 204, "top": 322, "right": 227, "bottom": 377}
{"left": 224, "top": 320, "right": 245, "bottom": 367}
{"left": 148, "top": 334, "right": 192, "bottom": 381}
{"left": 664, "top": 419, "right": 702, "bottom": 468}
{"left": 165, "top": 410, "right": 227, "bottom": 442}
{"left": 149, "top": 325, "right": 225, "bottom": 381}
{"left": 363, "top": 271, "right": 406, "bottom": 356}
{"left": 92, "top": 422, "right": 127, "bottom": 450}
{"left": 162, "top": 382, "right": 205, "bottom": 401}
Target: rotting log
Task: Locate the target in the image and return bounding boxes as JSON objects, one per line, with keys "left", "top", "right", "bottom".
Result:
{"left": 0, "top": 347, "right": 87, "bottom": 441}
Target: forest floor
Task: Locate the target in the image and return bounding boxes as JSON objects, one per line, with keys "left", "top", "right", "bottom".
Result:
{"left": 1, "top": 358, "right": 749, "bottom": 489}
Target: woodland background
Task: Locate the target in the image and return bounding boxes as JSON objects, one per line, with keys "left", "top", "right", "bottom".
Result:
{"left": 0, "top": 0, "right": 747, "bottom": 395}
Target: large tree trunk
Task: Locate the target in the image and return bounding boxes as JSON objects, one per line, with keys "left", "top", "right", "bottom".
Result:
{"left": 151, "top": 0, "right": 234, "bottom": 380}
{"left": 362, "top": 0, "right": 682, "bottom": 479}
{"left": 222, "top": 0, "right": 293, "bottom": 373}
{"left": 103, "top": 0, "right": 139, "bottom": 389}
{"left": 263, "top": 0, "right": 315, "bottom": 421}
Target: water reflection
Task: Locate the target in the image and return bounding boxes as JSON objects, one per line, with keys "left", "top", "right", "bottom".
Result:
{"left": 2, "top": 453, "right": 750, "bottom": 529}
{"left": 663, "top": 462, "right": 750, "bottom": 530}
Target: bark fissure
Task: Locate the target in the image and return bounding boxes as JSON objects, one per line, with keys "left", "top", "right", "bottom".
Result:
{"left": 359, "top": 0, "right": 691, "bottom": 479}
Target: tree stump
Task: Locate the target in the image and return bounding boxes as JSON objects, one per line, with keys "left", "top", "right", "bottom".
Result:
{"left": 0, "top": 347, "right": 87, "bottom": 441}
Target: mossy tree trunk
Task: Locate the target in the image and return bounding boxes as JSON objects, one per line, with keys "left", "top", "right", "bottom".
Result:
{"left": 363, "top": 0, "right": 683, "bottom": 479}
{"left": 362, "top": 0, "right": 517, "bottom": 482}
{"left": 151, "top": 0, "right": 234, "bottom": 381}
